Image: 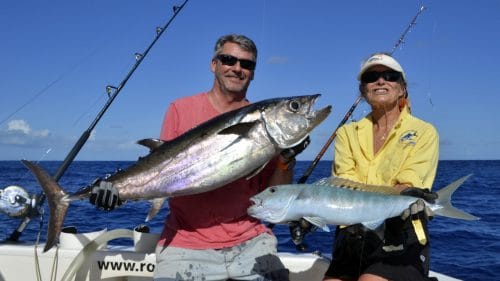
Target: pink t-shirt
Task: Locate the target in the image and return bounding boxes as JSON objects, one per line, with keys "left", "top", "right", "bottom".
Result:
{"left": 157, "top": 92, "right": 274, "bottom": 249}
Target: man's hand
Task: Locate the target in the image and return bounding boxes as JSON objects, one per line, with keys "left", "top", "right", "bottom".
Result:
{"left": 280, "top": 136, "right": 311, "bottom": 161}
{"left": 89, "top": 181, "right": 123, "bottom": 211}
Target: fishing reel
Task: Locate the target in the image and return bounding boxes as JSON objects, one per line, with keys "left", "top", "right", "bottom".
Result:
{"left": 0, "top": 185, "right": 38, "bottom": 218}
{"left": 288, "top": 218, "right": 317, "bottom": 251}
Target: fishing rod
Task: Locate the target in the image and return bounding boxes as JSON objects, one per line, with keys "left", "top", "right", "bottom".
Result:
{"left": 297, "top": 96, "right": 361, "bottom": 184}
{"left": 297, "top": 5, "right": 426, "bottom": 184}
{"left": 7, "top": 0, "right": 190, "bottom": 242}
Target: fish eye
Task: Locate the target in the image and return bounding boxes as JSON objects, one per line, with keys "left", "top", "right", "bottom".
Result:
{"left": 270, "top": 187, "right": 276, "bottom": 193}
{"left": 288, "top": 100, "right": 301, "bottom": 112}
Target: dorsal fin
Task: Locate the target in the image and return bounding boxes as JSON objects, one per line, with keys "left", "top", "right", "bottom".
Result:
{"left": 137, "top": 138, "right": 165, "bottom": 152}
{"left": 316, "top": 176, "right": 399, "bottom": 195}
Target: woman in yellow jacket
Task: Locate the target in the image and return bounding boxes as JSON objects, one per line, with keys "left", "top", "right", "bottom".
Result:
{"left": 324, "top": 53, "right": 439, "bottom": 281}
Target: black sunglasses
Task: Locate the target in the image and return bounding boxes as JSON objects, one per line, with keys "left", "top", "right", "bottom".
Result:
{"left": 216, "top": 54, "right": 256, "bottom": 71}
{"left": 361, "top": 71, "right": 402, "bottom": 83}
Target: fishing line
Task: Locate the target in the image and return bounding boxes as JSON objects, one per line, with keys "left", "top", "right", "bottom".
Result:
{"left": 426, "top": 15, "right": 439, "bottom": 112}
{"left": 260, "top": 0, "right": 267, "bottom": 46}
{"left": 71, "top": 90, "right": 107, "bottom": 127}
{"left": 72, "top": 45, "right": 145, "bottom": 128}
{"left": 0, "top": 47, "right": 99, "bottom": 127}
{"left": 8, "top": 0, "right": 190, "bottom": 242}
{"left": 33, "top": 208, "right": 45, "bottom": 281}
{"left": 19, "top": 148, "right": 53, "bottom": 180}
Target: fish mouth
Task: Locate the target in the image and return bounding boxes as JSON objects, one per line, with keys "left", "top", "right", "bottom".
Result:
{"left": 247, "top": 187, "right": 295, "bottom": 224}
{"left": 247, "top": 197, "right": 269, "bottom": 220}
{"left": 278, "top": 94, "right": 332, "bottom": 148}
{"left": 248, "top": 197, "right": 262, "bottom": 211}
{"left": 306, "top": 94, "right": 332, "bottom": 127}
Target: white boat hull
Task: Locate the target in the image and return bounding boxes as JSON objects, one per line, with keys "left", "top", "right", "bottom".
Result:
{"left": 0, "top": 228, "right": 460, "bottom": 281}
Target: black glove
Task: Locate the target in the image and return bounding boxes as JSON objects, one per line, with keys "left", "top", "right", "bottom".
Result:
{"left": 280, "top": 136, "right": 311, "bottom": 161}
{"left": 377, "top": 199, "right": 432, "bottom": 258}
{"left": 400, "top": 199, "right": 433, "bottom": 222}
{"left": 400, "top": 187, "right": 438, "bottom": 204}
{"left": 375, "top": 199, "right": 432, "bottom": 274}
{"left": 288, "top": 218, "right": 315, "bottom": 251}
{"left": 89, "top": 180, "right": 123, "bottom": 211}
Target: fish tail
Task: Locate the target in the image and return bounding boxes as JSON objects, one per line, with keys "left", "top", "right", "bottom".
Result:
{"left": 434, "top": 174, "right": 479, "bottom": 221}
{"left": 21, "top": 160, "right": 70, "bottom": 252}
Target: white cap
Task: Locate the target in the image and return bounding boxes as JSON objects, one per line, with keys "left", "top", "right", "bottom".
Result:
{"left": 357, "top": 53, "right": 406, "bottom": 81}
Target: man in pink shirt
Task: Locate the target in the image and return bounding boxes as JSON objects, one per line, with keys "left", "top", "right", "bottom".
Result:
{"left": 90, "top": 34, "right": 309, "bottom": 280}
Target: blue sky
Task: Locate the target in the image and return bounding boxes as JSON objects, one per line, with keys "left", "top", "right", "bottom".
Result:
{"left": 0, "top": 0, "right": 499, "bottom": 161}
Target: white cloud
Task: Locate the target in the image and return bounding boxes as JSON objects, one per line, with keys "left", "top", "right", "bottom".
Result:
{"left": 7, "top": 119, "right": 31, "bottom": 134}
{"left": 0, "top": 119, "right": 51, "bottom": 146}
{"left": 33, "top": 129, "right": 50, "bottom": 137}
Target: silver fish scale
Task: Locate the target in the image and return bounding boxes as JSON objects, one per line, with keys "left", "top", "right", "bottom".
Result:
{"left": 249, "top": 184, "right": 418, "bottom": 226}
{"left": 21, "top": 95, "right": 332, "bottom": 253}
{"left": 114, "top": 126, "right": 275, "bottom": 199}
{"left": 302, "top": 185, "right": 412, "bottom": 225}
{"left": 111, "top": 114, "right": 279, "bottom": 200}
{"left": 104, "top": 95, "right": 331, "bottom": 201}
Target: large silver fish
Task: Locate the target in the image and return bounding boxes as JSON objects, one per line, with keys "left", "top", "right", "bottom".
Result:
{"left": 248, "top": 175, "right": 479, "bottom": 231}
{"left": 22, "top": 94, "right": 332, "bottom": 252}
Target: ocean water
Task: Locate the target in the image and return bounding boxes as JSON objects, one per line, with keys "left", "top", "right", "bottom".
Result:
{"left": 0, "top": 160, "right": 498, "bottom": 280}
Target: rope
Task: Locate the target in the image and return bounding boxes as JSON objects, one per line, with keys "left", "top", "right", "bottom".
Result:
{"left": 61, "top": 229, "right": 134, "bottom": 281}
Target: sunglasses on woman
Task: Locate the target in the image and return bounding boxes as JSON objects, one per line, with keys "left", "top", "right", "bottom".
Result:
{"left": 216, "top": 54, "right": 256, "bottom": 71}
{"left": 361, "top": 71, "right": 402, "bottom": 83}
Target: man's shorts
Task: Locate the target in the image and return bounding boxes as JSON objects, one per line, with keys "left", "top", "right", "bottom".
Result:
{"left": 154, "top": 232, "right": 289, "bottom": 281}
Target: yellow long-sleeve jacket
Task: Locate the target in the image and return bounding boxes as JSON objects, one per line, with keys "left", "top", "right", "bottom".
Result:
{"left": 333, "top": 107, "right": 439, "bottom": 189}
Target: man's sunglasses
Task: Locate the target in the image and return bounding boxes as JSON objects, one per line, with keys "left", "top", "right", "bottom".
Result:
{"left": 216, "top": 54, "right": 256, "bottom": 71}
{"left": 361, "top": 71, "right": 402, "bottom": 83}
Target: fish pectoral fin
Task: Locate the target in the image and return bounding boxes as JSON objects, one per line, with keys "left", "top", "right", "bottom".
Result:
{"left": 219, "top": 122, "right": 260, "bottom": 152}
{"left": 296, "top": 188, "right": 315, "bottom": 200}
{"left": 303, "top": 217, "right": 330, "bottom": 232}
{"left": 145, "top": 197, "right": 167, "bottom": 222}
{"left": 361, "top": 220, "right": 385, "bottom": 230}
{"left": 137, "top": 138, "right": 165, "bottom": 152}
{"left": 245, "top": 161, "right": 270, "bottom": 180}
{"left": 218, "top": 121, "right": 258, "bottom": 136}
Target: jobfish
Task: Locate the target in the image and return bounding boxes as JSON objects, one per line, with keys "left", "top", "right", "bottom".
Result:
{"left": 22, "top": 94, "right": 332, "bottom": 252}
{"left": 248, "top": 175, "right": 479, "bottom": 231}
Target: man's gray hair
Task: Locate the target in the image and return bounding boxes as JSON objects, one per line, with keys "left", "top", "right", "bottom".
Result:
{"left": 213, "top": 34, "right": 257, "bottom": 61}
